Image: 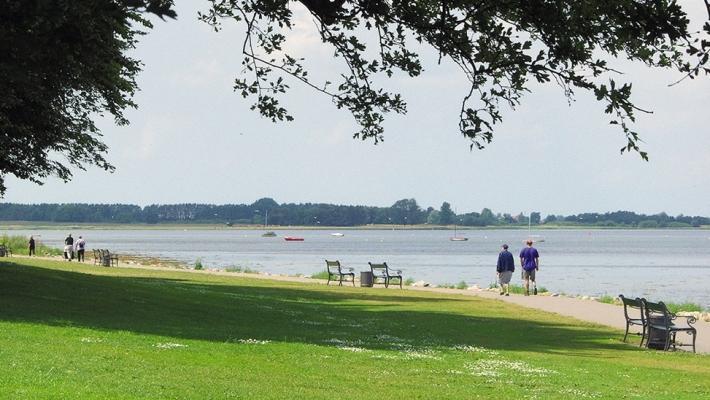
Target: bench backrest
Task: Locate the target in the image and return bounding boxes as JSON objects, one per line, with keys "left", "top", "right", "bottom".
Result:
{"left": 642, "top": 299, "right": 673, "bottom": 326}
{"left": 619, "top": 294, "right": 645, "bottom": 322}
{"left": 369, "top": 262, "right": 389, "bottom": 277}
{"left": 325, "top": 260, "right": 341, "bottom": 274}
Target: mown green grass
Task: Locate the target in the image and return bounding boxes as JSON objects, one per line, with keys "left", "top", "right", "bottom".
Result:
{"left": 1, "top": 257, "right": 708, "bottom": 399}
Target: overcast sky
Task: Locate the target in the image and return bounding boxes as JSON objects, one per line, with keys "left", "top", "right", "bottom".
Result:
{"left": 3, "top": 1, "right": 710, "bottom": 216}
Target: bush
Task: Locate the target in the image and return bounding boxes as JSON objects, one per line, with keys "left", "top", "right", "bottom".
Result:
{"left": 665, "top": 302, "right": 705, "bottom": 313}
{"left": 403, "top": 277, "right": 416, "bottom": 286}
{"left": 1, "top": 234, "right": 62, "bottom": 256}
{"left": 597, "top": 294, "right": 619, "bottom": 305}
{"left": 455, "top": 280, "right": 468, "bottom": 290}
{"left": 194, "top": 259, "right": 203, "bottom": 270}
{"left": 488, "top": 282, "right": 548, "bottom": 294}
{"left": 309, "top": 270, "right": 330, "bottom": 280}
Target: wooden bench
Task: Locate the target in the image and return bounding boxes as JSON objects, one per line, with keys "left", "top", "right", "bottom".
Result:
{"left": 368, "top": 262, "right": 403, "bottom": 289}
{"left": 619, "top": 294, "right": 646, "bottom": 346}
{"left": 325, "top": 260, "right": 355, "bottom": 286}
{"left": 642, "top": 299, "right": 697, "bottom": 353}
{"left": 0, "top": 245, "right": 11, "bottom": 257}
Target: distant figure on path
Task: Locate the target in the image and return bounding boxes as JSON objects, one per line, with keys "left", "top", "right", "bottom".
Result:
{"left": 28, "top": 236, "right": 35, "bottom": 256}
{"left": 519, "top": 240, "right": 539, "bottom": 296}
{"left": 64, "top": 234, "right": 74, "bottom": 261}
{"left": 75, "top": 236, "right": 86, "bottom": 262}
{"left": 496, "top": 244, "right": 515, "bottom": 296}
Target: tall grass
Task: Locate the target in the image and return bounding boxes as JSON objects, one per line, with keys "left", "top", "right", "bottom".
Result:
{"left": 488, "top": 283, "right": 548, "bottom": 294}
{"left": 309, "top": 269, "right": 331, "bottom": 280}
{"left": 1, "top": 234, "right": 62, "bottom": 256}
{"left": 224, "top": 265, "right": 258, "bottom": 274}
{"left": 665, "top": 302, "right": 705, "bottom": 313}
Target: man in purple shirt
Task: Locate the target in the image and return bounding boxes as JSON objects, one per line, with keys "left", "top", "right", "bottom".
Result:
{"left": 519, "top": 240, "right": 539, "bottom": 295}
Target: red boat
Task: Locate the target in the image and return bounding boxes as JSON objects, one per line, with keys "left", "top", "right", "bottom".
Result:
{"left": 284, "top": 237, "right": 304, "bottom": 241}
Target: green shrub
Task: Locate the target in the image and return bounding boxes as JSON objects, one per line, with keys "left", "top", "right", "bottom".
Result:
{"left": 309, "top": 270, "right": 330, "bottom": 280}
{"left": 437, "top": 283, "right": 456, "bottom": 289}
{"left": 665, "top": 302, "right": 704, "bottom": 313}
{"left": 403, "top": 277, "right": 416, "bottom": 286}
{"left": 597, "top": 294, "right": 618, "bottom": 305}
{"left": 194, "top": 259, "right": 203, "bottom": 270}
{"left": 1, "top": 234, "right": 62, "bottom": 256}
{"left": 488, "top": 282, "right": 548, "bottom": 294}
{"left": 224, "top": 266, "right": 257, "bottom": 274}
{"left": 455, "top": 280, "right": 468, "bottom": 290}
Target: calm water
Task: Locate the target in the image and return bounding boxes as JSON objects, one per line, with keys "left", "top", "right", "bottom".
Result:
{"left": 7, "top": 228, "right": 710, "bottom": 308}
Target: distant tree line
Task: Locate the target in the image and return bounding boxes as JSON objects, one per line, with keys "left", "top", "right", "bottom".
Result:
{"left": 0, "top": 199, "right": 707, "bottom": 228}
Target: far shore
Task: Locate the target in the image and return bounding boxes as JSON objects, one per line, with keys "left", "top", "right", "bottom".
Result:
{"left": 1, "top": 221, "right": 708, "bottom": 231}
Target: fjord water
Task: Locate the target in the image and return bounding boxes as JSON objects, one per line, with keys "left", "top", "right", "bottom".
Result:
{"left": 14, "top": 228, "right": 710, "bottom": 308}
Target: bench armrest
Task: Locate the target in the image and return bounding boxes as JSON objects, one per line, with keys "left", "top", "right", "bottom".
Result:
{"left": 672, "top": 313, "right": 697, "bottom": 325}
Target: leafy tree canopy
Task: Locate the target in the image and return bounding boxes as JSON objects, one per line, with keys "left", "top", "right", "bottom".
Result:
{"left": 200, "top": 0, "right": 710, "bottom": 158}
{"left": 2, "top": 0, "right": 709, "bottom": 195}
{"left": 0, "top": 0, "right": 175, "bottom": 196}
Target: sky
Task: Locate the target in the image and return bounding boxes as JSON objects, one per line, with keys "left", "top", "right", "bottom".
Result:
{"left": 3, "top": 1, "right": 710, "bottom": 216}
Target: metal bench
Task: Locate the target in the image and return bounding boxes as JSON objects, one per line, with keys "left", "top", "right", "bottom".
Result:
{"left": 619, "top": 294, "right": 647, "bottom": 346}
{"left": 101, "top": 249, "right": 119, "bottom": 267}
{"left": 0, "top": 245, "right": 10, "bottom": 257}
{"left": 368, "top": 262, "right": 403, "bottom": 289}
{"left": 92, "top": 249, "right": 102, "bottom": 265}
{"left": 641, "top": 299, "right": 697, "bottom": 353}
{"left": 325, "top": 260, "right": 355, "bottom": 286}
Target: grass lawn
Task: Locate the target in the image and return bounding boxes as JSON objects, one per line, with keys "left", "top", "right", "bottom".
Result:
{"left": 1, "top": 258, "right": 708, "bottom": 399}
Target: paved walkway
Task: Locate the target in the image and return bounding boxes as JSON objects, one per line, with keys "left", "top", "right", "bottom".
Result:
{"left": 412, "top": 286, "right": 709, "bottom": 354}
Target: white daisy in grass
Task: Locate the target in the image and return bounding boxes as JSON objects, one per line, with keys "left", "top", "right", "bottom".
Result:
{"left": 80, "top": 337, "right": 103, "bottom": 344}
{"left": 451, "top": 345, "right": 500, "bottom": 356}
{"left": 154, "top": 342, "right": 188, "bottom": 349}
{"left": 237, "top": 338, "right": 271, "bottom": 345}
{"left": 338, "top": 346, "right": 368, "bottom": 353}
{"left": 465, "top": 359, "right": 557, "bottom": 377}
{"left": 559, "top": 388, "right": 601, "bottom": 398}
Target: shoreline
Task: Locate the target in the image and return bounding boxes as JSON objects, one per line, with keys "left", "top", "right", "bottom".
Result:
{"left": 1, "top": 221, "right": 709, "bottom": 231}
{"left": 8, "top": 252, "right": 708, "bottom": 318}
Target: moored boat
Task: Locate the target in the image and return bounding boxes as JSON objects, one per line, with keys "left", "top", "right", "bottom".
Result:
{"left": 284, "top": 236, "right": 304, "bottom": 241}
{"left": 450, "top": 237, "right": 468, "bottom": 241}
{"left": 262, "top": 231, "right": 277, "bottom": 237}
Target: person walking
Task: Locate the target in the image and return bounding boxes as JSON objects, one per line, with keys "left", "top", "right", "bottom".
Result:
{"left": 64, "top": 234, "right": 74, "bottom": 261}
{"left": 496, "top": 244, "right": 515, "bottom": 296}
{"left": 519, "top": 240, "right": 540, "bottom": 295}
{"left": 28, "top": 236, "right": 36, "bottom": 256}
{"left": 75, "top": 236, "right": 86, "bottom": 262}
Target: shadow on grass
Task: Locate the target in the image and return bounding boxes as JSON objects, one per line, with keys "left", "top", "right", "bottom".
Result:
{"left": 0, "top": 261, "right": 631, "bottom": 355}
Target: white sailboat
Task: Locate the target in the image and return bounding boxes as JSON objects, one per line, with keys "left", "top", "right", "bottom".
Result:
{"left": 449, "top": 223, "right": 468, "bottom": 241}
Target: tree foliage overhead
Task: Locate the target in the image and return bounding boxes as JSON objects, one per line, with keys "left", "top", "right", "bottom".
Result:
{"left": 0, "top": 0, "right": 175, "bottom": 196}
{"left": 2, "top": 1, "right": 710, "bottom": 195}
{"left": 200, "top": 0, "right": 710, "bottom": 159}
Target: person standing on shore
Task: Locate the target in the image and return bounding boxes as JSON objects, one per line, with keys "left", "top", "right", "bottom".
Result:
{"left": 64, "top": 234, "right": 74, "bottom": 261}
{"left": 496, "top": 244, "right": 515, "bottom": 296}
{"left": 28, "top": 236, "right": 35, "bottom": 256}
{"left": 75, "top": 236, "right": 86, "bottom": 262}
{"left": 519, "top": 240, "right": 540, "bottom": 295}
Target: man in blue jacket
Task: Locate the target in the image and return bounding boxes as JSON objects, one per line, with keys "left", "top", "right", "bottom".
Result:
{"left": 520, "top": 240, "right": 540, "bottom": 295}
{"left": 496, "top": 244, "right": 515, "bottom": 296}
